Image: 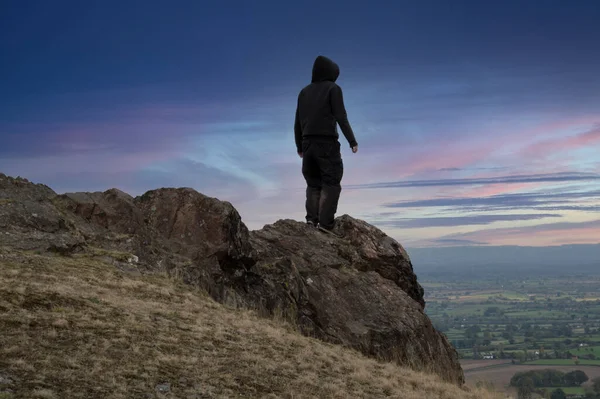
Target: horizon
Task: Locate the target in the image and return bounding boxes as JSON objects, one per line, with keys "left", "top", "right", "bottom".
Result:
{"left": 1, "top": 0, "right": 599, "bottom": 249}
{"left": 5, "top": 168, "right": 600, "bottom": 252}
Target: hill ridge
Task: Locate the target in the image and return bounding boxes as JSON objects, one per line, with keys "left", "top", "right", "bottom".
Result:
{"left": 1, "top": 172, "right": 465, "bottom": 387}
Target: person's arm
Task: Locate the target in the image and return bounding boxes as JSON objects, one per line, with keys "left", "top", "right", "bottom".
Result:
{"left": 330, "top": 84, "right": 358, "bottom": 148}
{"left": 294, "top": 92, "right": 303, "bottom": 154}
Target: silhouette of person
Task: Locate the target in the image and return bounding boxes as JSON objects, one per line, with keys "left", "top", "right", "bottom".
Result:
{"left": 294, "top": 55, "right": 358, "bottom": 235}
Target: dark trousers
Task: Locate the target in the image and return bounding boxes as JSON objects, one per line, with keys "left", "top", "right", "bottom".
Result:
{"left": 301, "top": 138, "right": 344, "bottom": 229}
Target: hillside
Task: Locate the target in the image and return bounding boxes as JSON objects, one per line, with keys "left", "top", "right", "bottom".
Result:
{"left": 0, "top": 248, "right": 505, "bottom": 399}
{"left": 0, "top": 172, "right": 513, "bottom": 397}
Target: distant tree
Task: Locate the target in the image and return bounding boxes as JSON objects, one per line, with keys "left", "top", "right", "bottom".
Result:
{"left": 593, "top": 376, "right": 600, "bottom": 393}
{"left": 465, "top": 325, "right": 481, "bottom": 339}
{"left": 517, "top": 377, "right": 534, "bottom": 399}
{"left": 484, "top": 307, "right": 504, "bottom": 317}
{"left": 551, "top": 388, "right": 567, "bottom": 399}
{"left": 518, "top": 351, "right": 527, "bottom": 363}
{"left": 564, "top": 370, "right": 588, "bottom": 386}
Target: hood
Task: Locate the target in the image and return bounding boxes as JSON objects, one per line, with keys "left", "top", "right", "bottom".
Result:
{"left": 311, "top": 55, "right": 340, "bottom": 83}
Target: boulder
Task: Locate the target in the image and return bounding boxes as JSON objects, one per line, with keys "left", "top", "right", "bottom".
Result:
{"left": 54, "top": 189, "right": 144, "bottom": 235}
{"left": 135, "top": 188, "right": 252, "bottom": 261}
{"left": 0, "top": 173, "right": 84, "bottom": 252}
{"left": 247, "top": 217, "right": 462, "bottom": 384}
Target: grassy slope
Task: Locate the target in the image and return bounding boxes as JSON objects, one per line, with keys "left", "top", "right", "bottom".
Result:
{"left": 0, "top": 250, "right": 506, "bottom": 399}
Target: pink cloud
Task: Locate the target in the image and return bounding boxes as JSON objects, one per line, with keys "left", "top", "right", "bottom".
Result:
{"left": 434, "top": 219, "right": 600, "bottom": 246}
{"left": 361, "top": 116, "right": 600, "bottom": 179}
{"left": 521, "top": 125, "right": 600, "bottom": 158}
{"left": 454, "top": 182, "right": 540, "bottom": 198}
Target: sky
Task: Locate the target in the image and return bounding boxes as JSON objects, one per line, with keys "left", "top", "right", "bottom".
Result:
{"left": 1, "top": 0, "right": 599, "bottom": 248}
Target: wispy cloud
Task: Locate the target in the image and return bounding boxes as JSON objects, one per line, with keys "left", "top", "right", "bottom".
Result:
{"left": 521, "top": 125, "right": 600, "bottom": 158}
{"left": 349, "top": 172, "right": 600, "bottom": 190}
{"left": 434, "top": 219, "right": 600, "bottom": 246}
{"left": 382, "top": 188, "right": 600, "bottom": 209}
{"left": 375, "top": 213, "right": 562, "bottom": 228}
{"left": 431, "top": 238, "right": 488, "bottom": 246}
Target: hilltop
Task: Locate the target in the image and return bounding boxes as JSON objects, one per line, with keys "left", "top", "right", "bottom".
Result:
{"left": 0, "top": 173, "right": 507, "bottom": 398}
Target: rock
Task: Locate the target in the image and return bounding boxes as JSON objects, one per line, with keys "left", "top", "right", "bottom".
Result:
{"left": 0, "top": 372, "right": 15, "bottom": 393}
{"left": 0, "top": 173, "right": 84, "bottom": 251}
{"left": 155, "top": 382, "right": 171, "bottom": 394}
{"left": 47, "top": 239, "right": 85, "bottom": 255}
{"left": 135, "top": 188, "right": 252, "bottom": 261}
{"left": 0, "top": 173, "right": 464, "bottom": 385}
{"left": 54, "top": 189, "right": 144, "bottom": 235}
{"left": 172, "top": 215, "right": 462, "bottom": 383}
{"left": 243, "top": 217, "right": 461, "bottom": 384}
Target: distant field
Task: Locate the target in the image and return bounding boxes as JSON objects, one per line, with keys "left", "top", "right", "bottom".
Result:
{"left": 421, "top": 282, "right": 446, "bottom": 288}
{"left": 526, "top": 359, "right": 600, "bottom": 366}
{"left": 435, "top": 304, "right": 486, "bottom": 316}
{"left": 460, "top": 360, "right": 513, "bottom": 371}
{"left": 571, "top": 345, "right": 600, "bottom": 356}
{"left": 503, "top": 310, "right": 570, "bottom": 317}
{"left": 463, "top": 363, "right": 600, "bottom": 393}
{"left": 428, "top": 273, "right": 600, "bottom": 395}
{"left": 496, "top": 292, "right": 530, "bottom": 301}
{"left": 554, "top": 386, "right": 586, "bottom": 394}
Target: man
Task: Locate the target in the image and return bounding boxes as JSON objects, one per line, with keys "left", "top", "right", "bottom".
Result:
{"left": 294, "top": 55, "right": 359, "bottom": 236}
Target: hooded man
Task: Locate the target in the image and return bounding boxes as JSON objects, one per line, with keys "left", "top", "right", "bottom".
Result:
{"left": 294, "top": 55, "right": 359, "bottom": 236}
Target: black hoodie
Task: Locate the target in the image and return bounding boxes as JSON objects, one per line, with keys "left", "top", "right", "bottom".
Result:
{"left": 294, "top": 56, "right": 358, "bottom": 153}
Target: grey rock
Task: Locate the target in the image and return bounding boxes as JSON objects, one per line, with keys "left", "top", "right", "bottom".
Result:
{"left": 155, "top": 382, "right": 171, "bottom": 393}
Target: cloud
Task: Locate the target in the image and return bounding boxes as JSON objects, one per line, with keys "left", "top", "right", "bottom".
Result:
{"left": 438, "top": 167, "right": 462, "bottom": 172}
{"left": 352, "top": 115, "right": 600, "bottom": 181}
{"left": 375, "top": 213, "right": 562, "bottom": 228}
{"left": 446, "top": 205, "right": 600, "bottom": 213}
{"left": 521, "top": 125, "right": 600, "bottom": 158}
{"left": 382, "top": 188, "right": 600, "bottom": 209}
{"left": 436, "top": 219, "right": 600, "bottom": 246}
{"left": 129, "top": 158, "right": 258, "bottom": 200}
{"left": 0, "top": 121, "right": 193, "bottom": 159}
{"left": 348, "top": 172, "right": 600, "bottom": 190}
{"left": 431, "top": 238, "right": 488, "bottom": 246}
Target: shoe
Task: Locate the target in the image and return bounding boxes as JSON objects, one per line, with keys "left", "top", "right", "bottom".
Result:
{"left": 306, "top": 221, "right": 317, "bottom": 228}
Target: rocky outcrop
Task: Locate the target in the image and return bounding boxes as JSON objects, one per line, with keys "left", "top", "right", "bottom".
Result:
{"left": 0, "top": 173, "right": 464, "bottom": 385}
{"left": 0, "top": 174, "right": 84, "bottom": 253}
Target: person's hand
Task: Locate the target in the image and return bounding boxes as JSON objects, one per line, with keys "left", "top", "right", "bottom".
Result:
{"left": 352, "top": 146, "right": 358, "bottom": 154}
{"left": 298, "top": 152, "right": 303, "bottom": 158}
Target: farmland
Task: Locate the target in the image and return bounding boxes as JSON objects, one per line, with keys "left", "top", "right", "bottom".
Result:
{"left": 421, "top": 269, "right": 600, "bottom": 396}
{"left": 463, "top": 364, "right": 600, "bottom": 397}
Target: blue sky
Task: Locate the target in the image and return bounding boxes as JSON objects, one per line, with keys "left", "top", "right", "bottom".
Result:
{"left": 1, "top": 0, "right": 599, "bottom": 247}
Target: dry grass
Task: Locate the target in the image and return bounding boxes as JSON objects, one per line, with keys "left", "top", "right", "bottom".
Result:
{"left": 0, "top": 250, "right": 509, "bottom": 399}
